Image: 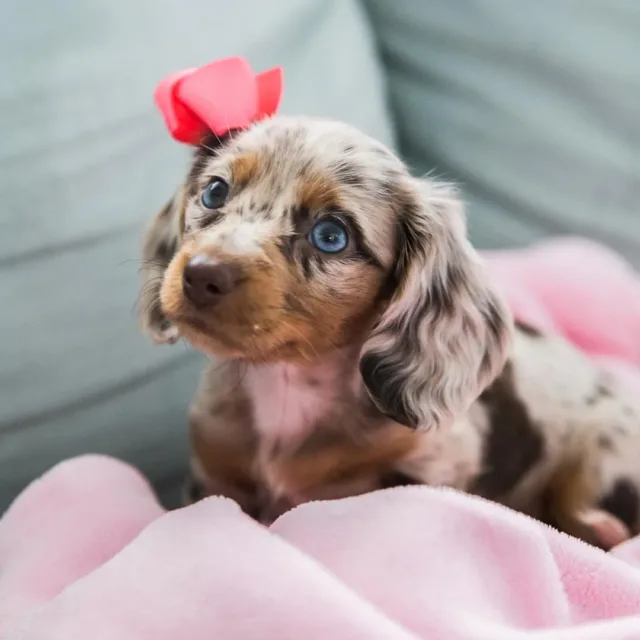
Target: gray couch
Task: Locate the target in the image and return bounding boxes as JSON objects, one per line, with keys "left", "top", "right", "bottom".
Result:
{"left": 1, "top": 0, "right": 638, "bottom": 511}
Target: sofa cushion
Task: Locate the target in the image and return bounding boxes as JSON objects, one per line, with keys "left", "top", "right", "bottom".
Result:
{"left": 0, "top": 0, "right": 394, "bottom": 510}
{"left": 363, "top": 0, "right": 640, "bottom": 263}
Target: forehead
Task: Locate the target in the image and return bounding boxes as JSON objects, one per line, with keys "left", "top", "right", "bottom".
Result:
{"left": 217, "top": 117, "right": 402, "bottom": 184}
{"left": 190, "top": 117, "right": 406, "bottom": 263}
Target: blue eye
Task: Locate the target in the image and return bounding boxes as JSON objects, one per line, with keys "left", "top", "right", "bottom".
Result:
{"left": 309, "top": 219, "right": 349, "bottom": 254}
{"left": 201, "top": 178, "right": 229, "bottom": 209}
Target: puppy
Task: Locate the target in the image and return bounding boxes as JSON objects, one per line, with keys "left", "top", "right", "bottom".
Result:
{"left": 140, "top": 116, "right": 640, "bottom": 548}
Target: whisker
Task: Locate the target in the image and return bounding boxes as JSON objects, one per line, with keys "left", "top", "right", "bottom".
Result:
{"left": 137, "top": 284, "right": 163, "bottom": 305}
{"left": 135, "top": 288, "right": 164, "bottom": 318}
{"left": 117, "top": 257, "right": 168, "bottom": 271}
{"left": 229, "top": 360, "right": 249, "bottom": 397}
{"left": 139, "top": 277, "right": 164, "bottom": 289}
{"left": 279, "top": 320, "right": 319, "bottom": 361}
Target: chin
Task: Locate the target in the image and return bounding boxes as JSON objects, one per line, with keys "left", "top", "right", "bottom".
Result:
{"left": 172, "top": 318, "right": 309, "bottom": 364}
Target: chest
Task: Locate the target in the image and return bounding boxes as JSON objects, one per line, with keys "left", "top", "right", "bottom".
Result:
{"left": 244, "top": 363, "right": 342, "bottom": 441}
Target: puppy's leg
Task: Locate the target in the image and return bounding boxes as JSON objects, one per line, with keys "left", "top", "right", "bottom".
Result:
{"left": 186, "top": 362, "right": 266, "bottom": 520}
{"left": 543, "top": 455, "right": 626, "bottom": 549}
{"left": 489, "top": 327, "right": 640, "bottom": 549}
{"left": 545, "top": 414, "right": 640, "bottom": 550}
{"left": 187, "top": 418, "right": 267, "bottom": 519}
{"left": 261, "top": 425, "right": 419, "bottom": 509}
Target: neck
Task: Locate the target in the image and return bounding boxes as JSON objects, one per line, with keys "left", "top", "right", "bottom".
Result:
{"left": 243, "top": 346, "right": 361, "bottom": 441}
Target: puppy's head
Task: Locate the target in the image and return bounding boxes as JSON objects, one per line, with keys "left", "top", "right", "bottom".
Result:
{"left": 140, "top": 117, "right": 511, "bottom": 429}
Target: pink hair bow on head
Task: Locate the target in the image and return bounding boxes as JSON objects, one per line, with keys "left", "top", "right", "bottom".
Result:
{"left": 154, "top": 56, "right": 284, "bottom": 144}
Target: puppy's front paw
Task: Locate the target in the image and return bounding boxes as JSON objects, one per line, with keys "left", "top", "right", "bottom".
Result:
{"left": 580, "top": 509, "right": 631, "bottom": 550}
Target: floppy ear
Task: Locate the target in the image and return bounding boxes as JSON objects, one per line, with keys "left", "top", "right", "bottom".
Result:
{"left": 360, "top": 178, "right": 512, "bottom": 430}
{"left": 138, "top": 187, "right": 185, "bottom": 344}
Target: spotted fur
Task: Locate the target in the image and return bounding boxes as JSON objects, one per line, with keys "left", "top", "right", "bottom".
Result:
{"left": 140, "top": 116, "right": 640, "bottom": 548}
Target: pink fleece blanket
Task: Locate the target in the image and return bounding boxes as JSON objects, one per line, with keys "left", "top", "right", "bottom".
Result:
{"left": 1, "top": 237, "right": 640, "bottom": 639}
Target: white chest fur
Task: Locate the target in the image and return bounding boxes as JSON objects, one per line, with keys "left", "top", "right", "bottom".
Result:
{"left": 245, "top": 362, "right": 339, "bottom": 441}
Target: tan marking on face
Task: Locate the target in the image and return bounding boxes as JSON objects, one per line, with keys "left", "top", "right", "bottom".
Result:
{"left": 284, "top": 261, "right": 386, "bottom": 352}
{"left": 230, "top": 152, "right": 260, "bottom": 188}
{"left": 298, "top": 172, "right": 342, "bottom": 212}
{"left": 175, "top": 185, "right": 188, "bottom": 236}
{"left": 161, "top": 214, "right": 386, "bottom": 363}
{"left": 160, "top": 240, "right": 286, "bottom": 357}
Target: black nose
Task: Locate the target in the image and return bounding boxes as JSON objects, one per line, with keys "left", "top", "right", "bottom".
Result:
{"left": 182, "top": 255, "right": 240, "bottom": 308}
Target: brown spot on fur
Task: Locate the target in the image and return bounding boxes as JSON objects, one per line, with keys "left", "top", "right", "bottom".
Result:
{"left": 473, "top": 361, "right": 544, "bottom": 498}
{"left": 600, "top": 479, "right": 639, "bottom": 533}
{"left": 514, "top": 319, "right": 542, "bottom": 337}
{"left": 298, "top": 173, "right": 342, "bottom": 212}
{"left": 291, "top": 206, "right": 310, "bottom": 233}
{"left": 266, "top": 425, "right": 418, "bottom": 497}
{"left": 332, "top": 160, "right": 365, "bottom": 187}
{"left": 230, "top": 152, "right": 260, "bottom": 188}
{"left": 155, "top": 237, "right": 176, "bottom": 264}
{"left": 479, "top": 299, "right": 511, "bottom": 378}
{"left": 586, "top": 376, "right": 614, "bottom": 406}
{"left": 144, "top": 194, "right": 183, "bottom": 261}
{"left": 598, "top": 435, "right": 614, "bottom": 450}
{"left": 190, "top": 397, "right": 256, "bottom": 488}
{"left": 430, "top": 262, "right": 463, "bottom": 317}
{"left": 394, "top": 206, "right": 423, "bottom": 282}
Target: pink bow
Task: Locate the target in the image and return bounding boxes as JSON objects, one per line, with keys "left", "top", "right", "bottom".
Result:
{"left": 154, "top": 56, "right": 283, "bottom": 145}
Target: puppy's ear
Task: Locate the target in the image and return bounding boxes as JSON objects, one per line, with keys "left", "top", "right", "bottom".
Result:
{"left": 360, "top": 178, "right": 512, "bottom": 429}
{"left": 139, "top": 187, "right": 186, "bottom": 344}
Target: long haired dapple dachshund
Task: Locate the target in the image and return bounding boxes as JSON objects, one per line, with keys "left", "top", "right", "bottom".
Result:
{"left": 139, "top": 115, "right": 640, "bottom": 549}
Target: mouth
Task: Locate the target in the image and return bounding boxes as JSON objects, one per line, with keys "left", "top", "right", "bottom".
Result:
{"left": 167, "top": 307, "right": 281, "bottom": 356}
{"left": 170, "top": 311, "right": 246, "bottom": 345}
{"left": 169, "top": 309, "right": 320, "bottom": 364}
